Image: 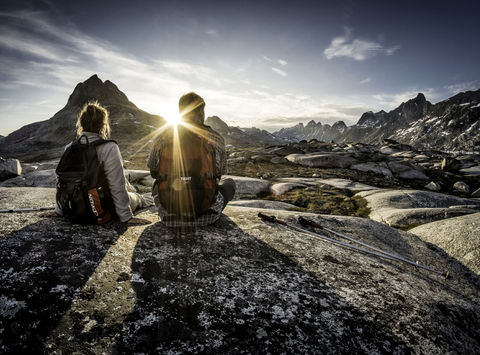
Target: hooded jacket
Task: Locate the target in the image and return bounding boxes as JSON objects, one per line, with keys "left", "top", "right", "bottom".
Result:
{"left": 55, "top": 132, "right": 133, "bottom": 222}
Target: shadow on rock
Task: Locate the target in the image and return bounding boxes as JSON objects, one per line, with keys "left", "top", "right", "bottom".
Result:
{"left": 114, "top": 215, "right": 409, "bottom": 354}
{"left": 0, "top": 218, "right": 127, "bottom": 353}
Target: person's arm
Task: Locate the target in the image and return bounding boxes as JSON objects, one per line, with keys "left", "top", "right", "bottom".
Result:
{"left": 214, "top": 132, "right": 227, "bottom": 175}
{"left": 49, "top": 142, "right": 72, "bottom": 218}
{"left": 220, "top": 143, "right": 227, "bottom": 175}
{"left": 147, "top": 148, "right": 158, "bottom": 179}
{"left": 101, "top": 143, "right": 133, "bottom": 222}
{"left": 147, "top": 137, "right": 166, "bottom": 179}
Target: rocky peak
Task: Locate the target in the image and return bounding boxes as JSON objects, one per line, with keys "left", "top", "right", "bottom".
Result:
{"left": 357, "top": 111, "right": 376, "bottom": 126}
{"left": 396, "top": 93, "right": 431, "bottom": 116}
{"left": 446, "top": 88, "right": 480, "bottom": 105}
{"left": 306, "top": 120, "right": 317, "bottom": 127}
{"left": 66, "top": 74, "right": 134, "bottom": 108}
{"left": 205, "top": 116, "right": 230, "bottom": 133}
{"left": 415, "top": 92, "right": 426, "bottom": 101}
{"left": 332, "top": 121, "right": 347, "bottom": 132}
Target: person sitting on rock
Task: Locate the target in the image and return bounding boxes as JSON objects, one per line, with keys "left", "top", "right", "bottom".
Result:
{"left": 52, "top": 101, "right": 152, "bottom": 225}
{"left": 147, "top": 92, "right": 235, "bottom": 227}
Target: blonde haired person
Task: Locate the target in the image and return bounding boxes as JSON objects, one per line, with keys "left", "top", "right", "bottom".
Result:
{"left": 52, "top": 101, "right": 152, "bottom": 225}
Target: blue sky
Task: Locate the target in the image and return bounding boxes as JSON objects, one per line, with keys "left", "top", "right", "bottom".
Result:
{"left": 0, "top": 0, "right": 479, "bottom": 135}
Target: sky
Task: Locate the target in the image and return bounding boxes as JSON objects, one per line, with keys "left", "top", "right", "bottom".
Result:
{"left": 0, "top": 0, "right": 479, "bottom": 136}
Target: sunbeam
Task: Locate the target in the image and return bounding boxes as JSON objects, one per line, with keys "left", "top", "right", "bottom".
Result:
{"left": 165, "top": 112, "right": 183, "bottom": 126}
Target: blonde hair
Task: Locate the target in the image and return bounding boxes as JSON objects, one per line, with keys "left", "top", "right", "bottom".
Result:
{"left": 76, "top": 101, "right": 111, "bottom": 139}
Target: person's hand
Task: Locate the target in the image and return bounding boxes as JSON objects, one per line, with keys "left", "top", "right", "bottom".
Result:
{"left": 39, "top": 211, "right": 59, "bottom": 218}
{"left": 127, "top": 217, "right": 151, "bottom": 225}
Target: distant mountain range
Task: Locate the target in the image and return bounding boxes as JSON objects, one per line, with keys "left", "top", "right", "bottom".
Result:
{"left": 1, "top": 75, "right": 479, "bottom": 161}
{"left": 204, "top": 116, "right": 287, "bottom": 147}
{"left": 272, "top": 91, "right": 480, "bottom": 151}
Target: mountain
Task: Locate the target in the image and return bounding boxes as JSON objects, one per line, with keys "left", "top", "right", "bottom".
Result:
{"left": 2, "top": 76, "right": 478, "bottom": 160}
{"left": 274, "top": 120, "right": 347, "bottom": 142}
{"left": 0, "top": 75, "right": 164, "bottom": 161}
{"left": 338, "top": 93, "right": 433, "bottom": 144}
{"left": 271, "top": 90, "right": 480, "bottom": 151}
{"left": 205, "top": 116, "right": 285, "bottom": 146}
{"left": 389, "top": 90, "right": 480, "bottom": 151}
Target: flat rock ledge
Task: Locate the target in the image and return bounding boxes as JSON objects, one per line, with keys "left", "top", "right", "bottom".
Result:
{"left": 1, "top": 187, "right": 479, "bottom": 354}
{"left": 356, "top": 189, "right": 480, "bottom": 228}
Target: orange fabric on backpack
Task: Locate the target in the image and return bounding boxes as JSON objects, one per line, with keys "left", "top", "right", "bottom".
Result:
{"left": 87, "top": 187, "right": 112, "bottom": 224}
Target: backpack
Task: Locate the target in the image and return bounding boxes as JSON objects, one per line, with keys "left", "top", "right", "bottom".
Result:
{"left": 55, "top": 135, "right": 117, "bottom": 224}
{"left": 156, "top": 125, "right": 217, "bottom": 216}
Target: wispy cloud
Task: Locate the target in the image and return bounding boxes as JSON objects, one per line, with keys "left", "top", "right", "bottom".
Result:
{"left": 206, "top": 29, "right": 217, "bottom": 36}
{"left": 277, "top": 59, "right": 287, "bottom": 66}
{"left": 262, "top": 55, "right": 272, "bottom": 62}
{"left": 372, "top": 88, "right": 439, "bottom": 109}
{"left": 444, "top": 80, "right": 480, "bottom": 95}
{"left": 154, "top": 60, "right": 224, "bottom": 86}
{"left": 324, "top": 28, "right": 400, "bottom": 61}
{"left": 272, "top": 67, "right": 287, "bottom": 77}
{"left": 359, "top": 77, "right": 372, "bottom": 84}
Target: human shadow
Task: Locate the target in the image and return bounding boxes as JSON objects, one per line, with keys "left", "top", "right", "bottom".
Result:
{"left": 114, "top": 215, "right": 413, "bottom": 354}
{"left": 0, "top": 217, "right": 127, "bottom": 353}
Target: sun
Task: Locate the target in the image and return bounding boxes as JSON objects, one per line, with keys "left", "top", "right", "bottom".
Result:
{"left": 165, "top": 112, "right": 183, "bottom": 126}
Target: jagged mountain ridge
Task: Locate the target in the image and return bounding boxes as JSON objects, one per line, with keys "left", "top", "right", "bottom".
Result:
{"left": 0, "top": 75, "right": 164, "bottom": 161}
{"left": 393, "top": 91, "right": 480, "bottom": 151}
{"left": 271, "top": 90, "right": 480, "bottom": 151}
{"left": 205, "top": 116, "right": 286, "bottom": 146}
{"left": 274, "top": 120, "right": 348, "bottom": 142}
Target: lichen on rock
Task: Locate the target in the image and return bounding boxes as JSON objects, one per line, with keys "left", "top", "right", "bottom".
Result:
{"left": 1, "top": 187, "right": 479, "bottom": 353}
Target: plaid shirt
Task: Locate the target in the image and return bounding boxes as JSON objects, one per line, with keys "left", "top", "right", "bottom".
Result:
{"left": 147, "top": 122, "right": 227, "bottom": 228}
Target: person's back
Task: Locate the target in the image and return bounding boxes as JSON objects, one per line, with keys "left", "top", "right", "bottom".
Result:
{"left": 147, "top": 92, "right": 235, "bottom": 228}
{"left": 54, "top": 101, "right": 152, "bottom": 225}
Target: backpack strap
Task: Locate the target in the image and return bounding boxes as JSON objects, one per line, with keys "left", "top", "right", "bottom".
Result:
{"left": 76, "top": 136, "right": 118, "bottom": 188}
{"left": 89, "top": 138, "right": 118, "bottom": 147}
{"left": 75, "top": 134, "right": 118, "bottom": 147}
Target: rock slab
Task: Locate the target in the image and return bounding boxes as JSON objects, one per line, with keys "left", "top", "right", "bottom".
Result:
{"left": 222, "top": 175, "right": 271, "bottom": 197}
{"left": 0, "top": 157, "right": 22, "bottom": 180}
{"left": 285, "top": 153, "right": 358, "bottom": 168}
{"left": 0, "top": 189, "right": 479, "bottom": 354}
{"left": 411, "top": 213, "right": 480, "bottom": 274}
{"left": 356, "top": 189, "right": 480, "bottom": 228}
